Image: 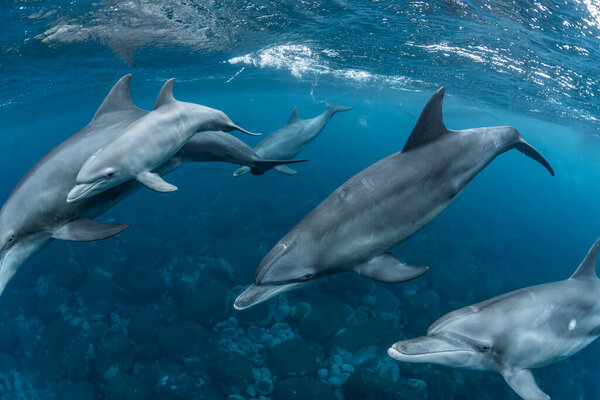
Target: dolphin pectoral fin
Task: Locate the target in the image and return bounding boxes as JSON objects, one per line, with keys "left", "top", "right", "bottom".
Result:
{"left": 233, "top": 166, "right": 251, "bottom": 177}
{"left": 274, "top": 165, "right": 298, "bottom": 175}
{"left": 514, "top": 139, "right": 554, "bottom": 176}
{"left": 502, "top": 369, "right": 550, "bottom": 400}
{"left": 353, "top": 253, "right": 428, "bottom": 283}
{"left": 52, "top": 219, "right": 130, "bottom": 242}
{"left": 136, "top": 172, "right": 178, "bottom": 193}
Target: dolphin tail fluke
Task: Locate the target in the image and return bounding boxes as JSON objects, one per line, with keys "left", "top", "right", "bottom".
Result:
{"left": 233, "top": 166, "right": 251, "bottom": 177}
{"left": 250, "top": 159, "right": 309, "bottom": 176}
{"left": 353, "top": 253, "right": 428, "bottom": 283}
{"left": 326, "top": 103, "right": 354, "bottom": 114}
{"left": 514, "top": 139, "right": 554, "bottom": 176}
{"left": 502, "top": 369, "right": 550, "bottom": 400}
{"left": 229, "top": 124, "right": 262, "bottom": 136}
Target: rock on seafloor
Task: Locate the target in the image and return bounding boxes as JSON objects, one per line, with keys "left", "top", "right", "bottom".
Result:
{"left": 269, "top": 338, "right": 324, "bottom": 377}
{"left": 213, "top": 350, "right": 254, "bottom": 395}
{"left": 275, "top": 377, "right": 336, "bottom": 400}
{"left": 343, "top": 367, "right": 423, "bottom": 400}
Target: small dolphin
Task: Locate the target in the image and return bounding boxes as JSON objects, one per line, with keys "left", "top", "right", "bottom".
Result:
{"left": 183, "top": 130, "right": 307, "bottom": 175}
{"left": 234, "top": 88, "right": 554, "bottom": 310}
{"left": 0, "top": 75, "right": 286, "bottom": 296}
{"left": 388, "top": 239, "right": 600, "bottom": 400}
{"left": 67, "top": 78, "right": 259, "bottom": 203}
{"left": 233, "top": 103, "right": 352, "bottom": 176}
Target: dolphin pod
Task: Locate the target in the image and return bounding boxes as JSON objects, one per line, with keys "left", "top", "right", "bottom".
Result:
{"left": 389, "top": 239, "right": 600, "bottom": 400}
{"left": 3, "top": 75, "right": 588, "bottom": 399}
{"left": 233, "top": 103, "right": 353, "bottom": 176}
{"left": 0, "top": 75, "right": 304, "bottom": 296}
{"left": 234, "top": 87, "right": 553, "bottom": 310}
{"left": 67, "top": 78, "right": 261, "bottom": 203}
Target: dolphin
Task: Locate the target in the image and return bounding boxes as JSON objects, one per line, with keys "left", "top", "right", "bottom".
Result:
{"left": 388, "top": 239, "right": 600, "bottom": 400}
{"left": 233, "top": 103, "right": 352, "bottom": 177}
{"left": 67, "top": 78, "right": 260, "bottom": 203}
{"left": 0, "top": 75, "right": 293, "bottom": 296}
{"left": 234, "top": 87, "right": 554, "bottom": 310}
{"left": 183, "top": 130, "right": 307, "bottom": 175}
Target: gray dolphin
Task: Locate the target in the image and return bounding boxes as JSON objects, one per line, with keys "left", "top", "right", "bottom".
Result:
{"left": 0, "top": 75, "right": 296, "bottom": 296}
{"left": 67, "top": 78, "right": 260, "bottom": 203}
{"left": 233, "top": 103, "right": 353, "bottom": 176}
{"left": 388, "top": 239, "right": 600, "bottom": 400}
{"left": 184, "top": 130, "right": 307, "bottom": 175}
{"left": 234, "top": 88, "right": 554, "bottom": 310}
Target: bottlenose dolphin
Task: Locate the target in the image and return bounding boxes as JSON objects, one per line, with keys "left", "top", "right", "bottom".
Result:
{"left": 388, "top": 239, "right": 600, "bottom": 400}
{"left": 0, "top": 75, "right": 290, "bottom": 296}
{"left": 185, "top": 130, "right": 307, "bottom": 175}
{"left": 234, "top": 88, "right": 554, "bottom": 310}
{"left": 233, "top": 103, "right": 352, "bottom": 176}
{"left": 67, "top": 78, "right": 260, "bottom": 203}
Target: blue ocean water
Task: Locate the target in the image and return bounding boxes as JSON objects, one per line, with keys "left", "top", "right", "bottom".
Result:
{"left": 1, "top": 1, "right": 600, "bottom": 399}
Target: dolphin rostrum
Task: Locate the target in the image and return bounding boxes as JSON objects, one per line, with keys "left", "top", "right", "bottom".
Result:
{"left": 0, "top": 75, "right": 293, "bottom": 296}
{"left": 234, "top": 88, "right": 554, "bottom": 310}
{"left": 67, "top": 78, "right": 260, "bottom": 203}
{"left": 388, "top": 238, "right": 600, "bottom": 400}
{"left": 233, "top": 103, "right": 352, "bottom": 176}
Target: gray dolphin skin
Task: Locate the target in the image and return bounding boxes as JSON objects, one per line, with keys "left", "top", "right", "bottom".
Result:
{"left": 234, "top": 87, "right": 554, "bottom": 310}
{"left": 182, "top": 130, "right": 307, "bottom": 175}
{"left": 233, "top": 103, "right": 352, "bottom": 176}
{"left": 0, "top": 75, "right": 292, "bottom": 296}
{"left": 67, "top": 78, "right": 260, "bottom": 203}
{"left": 388, "top": 239, "right": 600, "bottom": 400}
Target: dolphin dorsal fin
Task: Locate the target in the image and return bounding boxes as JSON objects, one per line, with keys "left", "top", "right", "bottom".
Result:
{"left": 402, "top": 87, "right": 449, "bottom": 152}
{"left": 91, "top": 74, "right": 139, "bottom": 122}
{"left": 570, "top": 238, "right": 600, "bottom": 280}
{"left": 154, "top": 78, "right": 177, "bottom": 109}
{"left": 286, "top": 106, "right": 300, "bottom": 125}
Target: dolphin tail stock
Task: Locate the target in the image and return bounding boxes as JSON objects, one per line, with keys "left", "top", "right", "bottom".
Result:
{"left": 325, "top": 103, "right": 354, "bottom": 114}
{"left": 513, "top": 138, "right": 554, "bottom": 176}
{"left": 250, "top": 159, "right": 309, "bottom": 176}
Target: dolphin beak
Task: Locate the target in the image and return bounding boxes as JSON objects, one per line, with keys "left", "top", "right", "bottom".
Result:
{"left": 233, "top": 282, "right": 301, "bottom": 310}
{"left": 229, "top": 124, "right": 261, "bottom": 136}
{"left": 67, "top": 182, "right": 102, "bottom": 203}
{"left": 388, "top": 336, "right": 475, "bottom": 365}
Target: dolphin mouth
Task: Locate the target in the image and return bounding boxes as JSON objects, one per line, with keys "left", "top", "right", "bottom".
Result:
{"left": 233, "top": 282, "right": 301, "bottom": 310}
{"left": 388, "top": 336, "right": 474, "bottom": 362}
{"left": 67, "top": 181, "right": 103, "bottom": 203}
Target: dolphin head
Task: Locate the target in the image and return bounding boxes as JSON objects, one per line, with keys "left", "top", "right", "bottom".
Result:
{"left": 388, "top": 333, "right": 494, "bottom": 370}
{"left": 234, "top": 240, "right": 319, "bottom": 310}
{"left": 389, "top": 303, "right": 504, "bottom": 372}
{"left": 0, "top": 225, "right": 50, "bottom": 296}
{"left": 67, "top": 150, "right": 125, "bottom": 203}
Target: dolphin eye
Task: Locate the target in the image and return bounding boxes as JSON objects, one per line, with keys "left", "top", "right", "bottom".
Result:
{"left": 7, "top": 235, "right": 14, "bottom": 244}
{"left": 106, "top": 171, "right": 114, "bottom": 177}
{"left": 480, "top": 344, "right": 491, "bottom": 352}
{"left": 302, "top": 273, "right": 313, "bottom": 280}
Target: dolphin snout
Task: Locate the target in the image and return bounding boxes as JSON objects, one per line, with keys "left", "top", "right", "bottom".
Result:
{"left": 67, "top": 182, "right": 102, "bottom": 203}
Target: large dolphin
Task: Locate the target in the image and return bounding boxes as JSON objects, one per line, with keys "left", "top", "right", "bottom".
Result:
{"left": 234, "top": 88, "right": 554, "bottom": 310}
{"left": 0, "top": 75, "right": 295, "bottom": 296}
{"left": 388, "top": 239, "right": 600, "bottom": 400}
{"left": 67, "top": 78, "right": 260, "bottom": 203}
{"left": 233, "top": 103, "right": 352, "bottom": 176}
